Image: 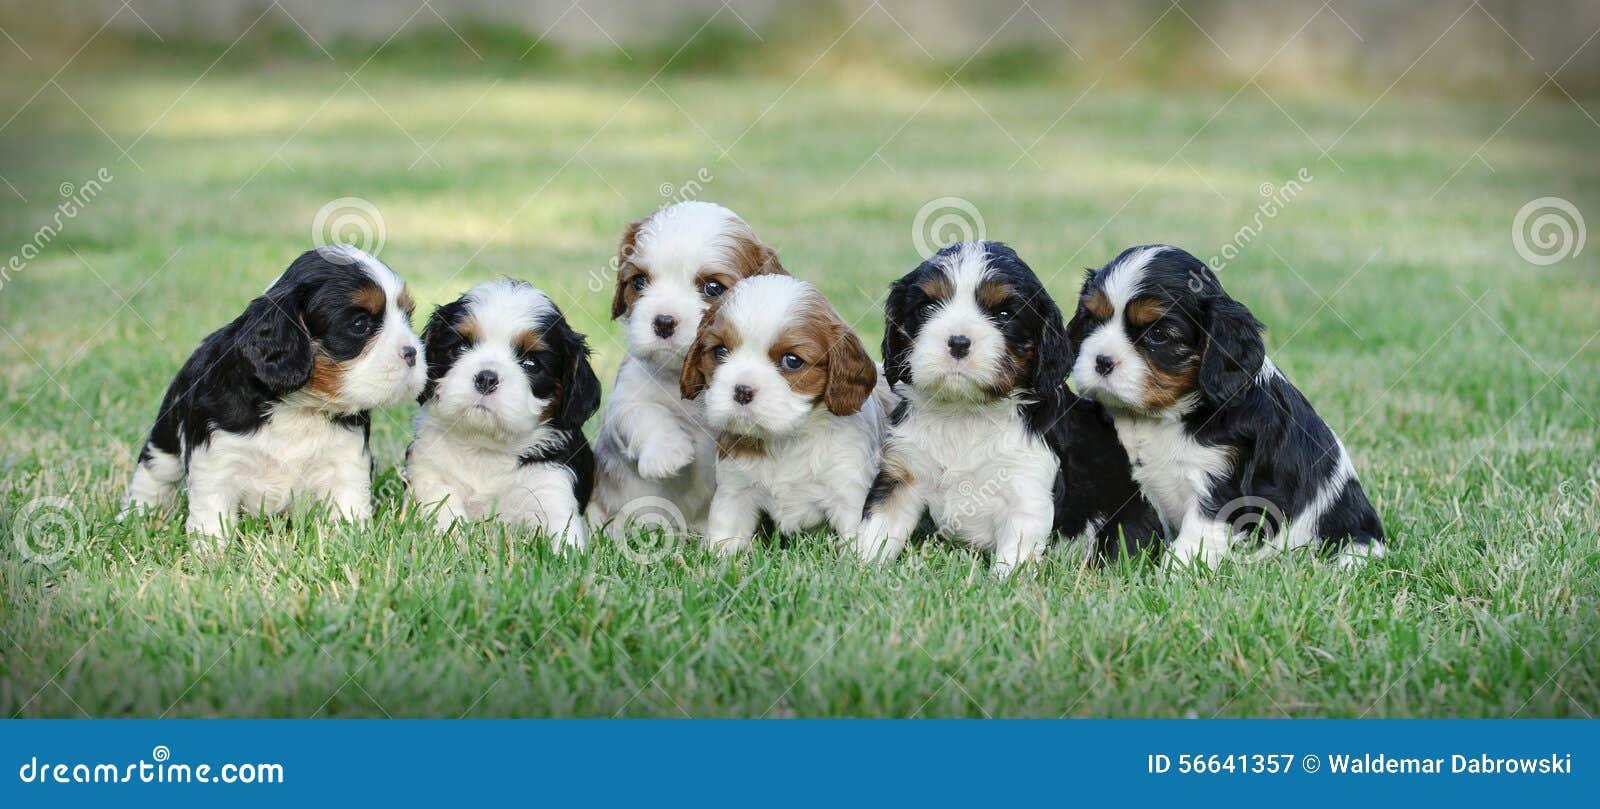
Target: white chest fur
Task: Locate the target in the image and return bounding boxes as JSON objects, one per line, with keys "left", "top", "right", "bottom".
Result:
{"left": 720, "top": 404, "right": 883, "bottom": 534}
{"left": 186, "top": 402, "right": 370, "bottom": 517}
{"left": 1111, "top": 411, "right": 1232, "bottom": 523}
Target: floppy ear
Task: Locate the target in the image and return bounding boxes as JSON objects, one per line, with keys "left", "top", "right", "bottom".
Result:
{"left": 880, "top": 277, "right": 915, "bottom": 389}
{"left": 730, "top": 232, "right": 788, "bottom": 278}
{"left": 678, "top": 308, "right": 718, "bottom": 401}
{"left": 417, "top": 300, "right": 467, "bottom": 404}
{"left": 1063, "top": 268, "right": 1095, "bottom": 371}
{"left": 550, "top": 319, "right": 602, "bottom": 430}
{"left": 1029, "top": 293, "right": 1075, "bottom": 416}
{"left": 611, "top": 219, "right": 644, "bottom": 319}
{"left": 236, "top": 291, "right": 313, "bottom": 394}
{"left": 823, "top": 322, "right": 878, "bottom": 416}
{"left": 1199, "top": 295, "right": 1266, "bottom": 405}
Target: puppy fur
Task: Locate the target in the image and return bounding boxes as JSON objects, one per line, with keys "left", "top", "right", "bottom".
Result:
{"left": 1067, "top": 244, "right": 1385, "bottom": 569}
{"left": 679, "top": 275, "right": 892, "bottom": 553}
{"left": 856, "top": 242, "right": 1161, "bottom": 577}
{"left": 406, "top": 279, "right": 601, "bottom": 548}
{"left": 122, "top": 246, "right": 425, "bottom": 547}
{"left": 588, "top": 201, "right": 786, "bottom": 535}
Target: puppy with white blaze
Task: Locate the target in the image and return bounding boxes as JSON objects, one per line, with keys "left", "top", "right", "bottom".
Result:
{"left": 1067, "top": 244, "right": 1386, "bottom": 569}
{"left": 406, "top": 280, "right": 601, "bottom": 548}
{"left": 679, "top": 275, "right": 892, "bottom": 553}
{"left": 588, "top": 201, "right": 787, "bottom": 536}
{"left": 855, "top": 242, "right": 1161, "bottom": 577}
{"left": 122, "top": 246, "right": 426, "bottom": 549}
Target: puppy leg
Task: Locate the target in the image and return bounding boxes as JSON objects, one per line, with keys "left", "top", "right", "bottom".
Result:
{"left": 855, "top": 467, "right": 923, "bottom": 563}
{"left": 183, "top": 470, "right": 237, "bottom": 554}
{"left": 325, "top": 457, "right": 374, "bottom": 526}
{"left": 502, "top": 473, "right": 587, "bottom": 552}
{"left": 1163, "top": 513, "right": 1231, "bottom": 571}
{"left": 992, "top": 509, "right": 1052, "bottom": 579}
{"left": 406, "top": 465, "right": 466, "bottom": 532}
{"left": 634, "top": 422, "right": 697, "bottom": 480}
{"left": 121, "top": 443, "right": 184, "bottom": 519}
{"left": 705, "top": 485, "right": 761, "bottom": 555}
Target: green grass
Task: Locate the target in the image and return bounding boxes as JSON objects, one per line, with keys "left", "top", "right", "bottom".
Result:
{"left": 1, "top": 41, "right": 1597, "bottom": 718}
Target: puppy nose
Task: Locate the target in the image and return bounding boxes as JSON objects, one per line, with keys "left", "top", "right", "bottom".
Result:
{"left": 473, "top": 370, "right": 499, "bottom": 394}
{"left": 652, "top": 315, "right": 677, "bottom": 339}
{"left": 1094, "top": 355, "right": 1115, "bottom": 376}
{"left": 947, "top": 335, "right": 971, "bottom": 359}
{"left": 401, "top": 345, "right": 417, "bottom": 367}
{"left": 732, "top": 384, "right": 755, "bottom": 405}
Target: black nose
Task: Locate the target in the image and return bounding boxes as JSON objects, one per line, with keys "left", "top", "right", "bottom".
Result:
{"left": 947, "top": 335, "right": 971, "bottom": 359}
{"left": 652, "top": 315, "right": 677, "bottom": 339}
{"left": 1094, "top": 355, "right": 1115, "bottom": 376}
{"left": 474, "top": 370, "right": 499, "bottom": 394}
{"left": 733, "top": 384, "right": 755, "bottom": 405}
{"left": 401, "top": 345, "right": 417, "bottom": 367}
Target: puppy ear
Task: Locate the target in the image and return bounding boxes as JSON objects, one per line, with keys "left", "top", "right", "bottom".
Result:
{"left": 880, "top": 276, "right": 915, "bottom": 388}
{"left": 678, "top": 301, "right": 721, "bottom": 401}
{"left": 731, "top": 232, "right": 788, "bottom": 278}
{"left": 611, "top": 219, "right": 644, "bottom": 319}
{"left": 1029, "top": 293, "right": 1075, "bottom": 417}
{"left": 1199, "top": 295, "right": 1266, "bottom": 405}
{"left": 417, "top": 300, "right": 467, "bottom": 404}
{"left": 236, "top": 291, "right": 312, "bottom": 394}
{"left": 552, "top": 320, "right": 602, "bottom": 429}
{"left": 823, "top": 322, "right": 878, "bottom": 416}
{"left": 1063, "top": 268, "right": 1095, "bottom": 370}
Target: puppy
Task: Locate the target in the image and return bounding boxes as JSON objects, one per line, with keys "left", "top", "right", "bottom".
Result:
{"left": 679, "top": 275, "right": 891, "bottom": 553}
{"left": 123, "top": 246, "right": 426, "bottom": 546}
{"left": 1067, "top": 244, "right": 1385, "bottom": 569}
{"left": 588, "top": 201, "right": 787, "bottom": 535}
{"left": 855, "top": 242, "right": 1160, "bottom": 577}
{"left": 405, "top": 280, "right": 601, "bottom": 548}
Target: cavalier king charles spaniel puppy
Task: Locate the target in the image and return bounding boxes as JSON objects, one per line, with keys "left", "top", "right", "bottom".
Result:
{"left": 855, "top": 241, "right": 1160, "bottom": 577}
{"left": 588, "top": 201, "right": 787, "bottom": 535}
{"left": 122, "top": 246, "right": 425, "bottom": 548}
{"left": 679, "top": 274, "right": 892, "bottom": 553}
{"left": 405, "top": 280, "right": 600, "bottom": 548}
{"left": 1067, "top": 244, "right": 1385, "bottom": 569}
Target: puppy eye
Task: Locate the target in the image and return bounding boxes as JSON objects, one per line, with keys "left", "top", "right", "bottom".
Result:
{"left": 994, "top": 308, "right": 1014, "bottom": 320}
{"left": 1144, "top": 327, "right": 1171, "bottom": 346}
{"left": 701, "top": 280, "right": 727, "bottom": 298}
{"left": 520, "top": 357, "right": 545, "bottom": 373}
{"left": 712, "top": 346, "right": 730, "bottom": 362}
{"left": 779, "top": 353, "right": 804, "bottom": 371}
{"left": 920, "top": 302, "right": 939, "bottom": 317}
{"left": 350, "top": 315, "right": 372, "bottom": 336}
{"left": 630, "top": 275, "right": 649, "bottom": 292}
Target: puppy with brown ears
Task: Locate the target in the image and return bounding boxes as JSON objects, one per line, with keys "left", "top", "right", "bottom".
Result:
{"left": 679, "top": 275, "right": 893, "bottom": 554}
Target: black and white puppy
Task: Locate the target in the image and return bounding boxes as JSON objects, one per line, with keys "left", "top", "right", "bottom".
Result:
{"left": 855, "top": 241, "right": 1160, "bottom": 577}
{"left": 1067, "top": 244, "right": 1385, "bottom": 569}
{"left": 122, "top": 246, "right": 426, "bottom": 547}
{"left": 406, "top": 279, "right": 600, "bottom": 548}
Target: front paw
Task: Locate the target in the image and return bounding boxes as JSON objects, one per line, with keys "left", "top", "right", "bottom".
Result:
{"left": 636, "top": 435, "right": 695, "bottom": 479}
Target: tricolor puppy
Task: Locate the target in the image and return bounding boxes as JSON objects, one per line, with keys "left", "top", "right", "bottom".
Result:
{"left": 589, "top": 201, "right": 787, "bottom": 536}
{"left": 679, "top": 275, "right": 891, "bottom": 553}
{"left": 122, "top": 246, "right": 426, "bottom": 547}
{"left": 1067, "top": 245, "right": 1385, "bottom": 569}
{"left": 406, "top": 280, "right": 600, "bottom": 548}
{"left": 855, "top": 242, "right": 1160, "bottom": 577}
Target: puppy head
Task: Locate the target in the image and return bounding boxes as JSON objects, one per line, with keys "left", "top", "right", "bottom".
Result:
{"left": 419, "top": 279, "right": 601, "bottom": 442}
{"left": 610, "top": 201, "right": 786, "bottom": 368}
{"left": 679, "top": 275, "right": 876, "bottom": 438}
{"left": 881, "top": 241, "right": 1068, "bottom": 407}
{"left": 1067, "top": 245, "right": 1265, "bottom": 415}
{"left": 236, "top": 246, "right": 424, "bottom": 413}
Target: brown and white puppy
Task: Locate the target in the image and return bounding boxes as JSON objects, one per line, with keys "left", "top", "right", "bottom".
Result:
{"left": 679, "top": 275, "right": 892, "bottom": 553}
{"left": 122, "top": 246, "right": 426, "bottom": 548}
{"left": 588, "top": 201, "right": 787, "bottom": 537}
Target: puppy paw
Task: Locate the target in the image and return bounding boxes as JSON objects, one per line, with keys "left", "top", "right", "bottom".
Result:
{"left": 636, "top": 434, "right": 695, "bottom": 479}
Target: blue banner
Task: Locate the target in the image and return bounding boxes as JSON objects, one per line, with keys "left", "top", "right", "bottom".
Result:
{"left": 2, "top": 720, "right": 1593, "bottom": 806}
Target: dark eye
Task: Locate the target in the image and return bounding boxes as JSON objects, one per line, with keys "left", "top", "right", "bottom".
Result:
{"left": 1144, "top": 326, "right": 1171, "bottom": 346}
{"left": 520, "top": 357, "right": 545, "bottom": 373}
{"left": 994, "top": 308, "right": 1014, "bottom": 320}
{"left": 702, "top": 279, "right": 727, "bottom": 298}
{"left": 920, "top": 302, "right": 939, "bottom": 317}
{"left": 350, "top": 314, "right": 372, "bottom": 336}
{"left": 712, "top": 345, "right": 730, "bottom": 362}
{"left": 779, "top": 353, "right": 804, "bottom": 371}
{"left": 630, "top": 275, "right": 649, "bottom": 292}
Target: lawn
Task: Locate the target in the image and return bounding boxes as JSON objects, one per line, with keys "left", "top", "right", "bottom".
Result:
{"left": 1, "top": 37, "right": 1597, "bottom": 718}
